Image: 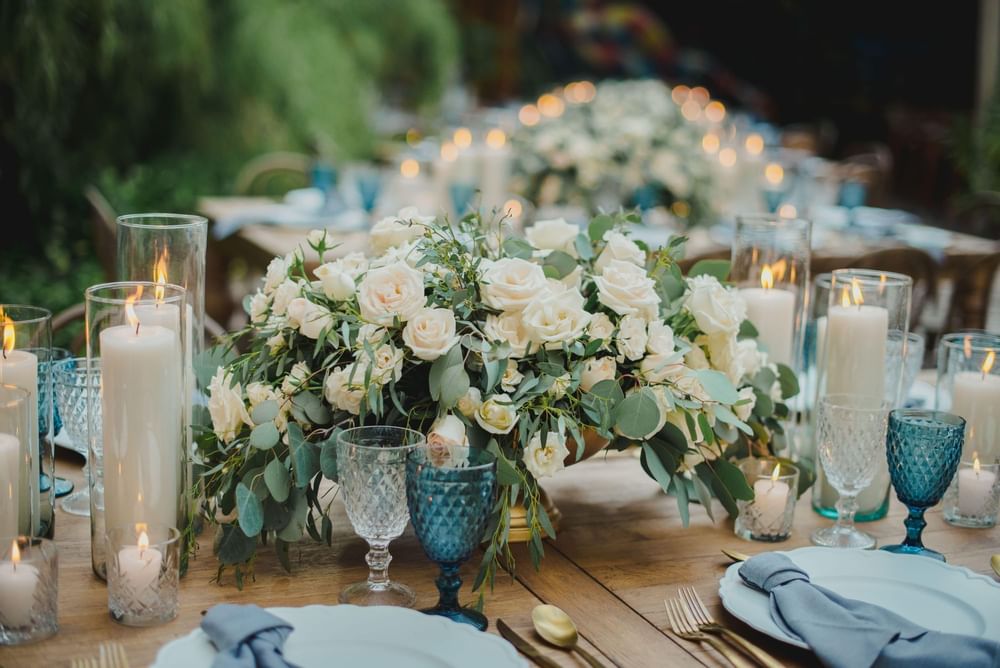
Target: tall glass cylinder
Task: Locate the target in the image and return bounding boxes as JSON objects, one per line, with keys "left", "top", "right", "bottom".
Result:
{"left": 0, "top": 305, "right": 55, "bottom": 538}
{"left": 812, "top": 269, "right": 912, "bottom": 521}
{"left": 0, "top": 386, "right": 31, "bottom": 539}
{"left": 85, "top": 282, "right": 189, "bottom": 578}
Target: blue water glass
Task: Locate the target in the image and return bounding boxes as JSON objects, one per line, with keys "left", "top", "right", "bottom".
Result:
{"left": 449, "top": 182, "right": 477, "bottom": 217}
{"left": 310, "top": 161, "right": 337, "bottom": 199}
{"left": 882, "top": 410, "right": 965, "bottom": 561}
{"left": 39, "top": 349, "right": 74, "bottom": 498}
{"left": 839, "top": 180, "right": 867, "bottom": 209}
{"left": 406, "top": 446, "right": 497, "bottom": 631}
{"left": 356, "top": 171, "right": 382, "bottom": 214}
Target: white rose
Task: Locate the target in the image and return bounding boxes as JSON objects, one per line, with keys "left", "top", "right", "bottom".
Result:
{"left": 456, "top": 387, "right": 482, "bottom": 418}
{"left": 330, "top": 252, "right": 369, "bottom": 279}
{"left": 313, "top": 263, "right": 356, "bottom": 301}
{"left": 525, "top": 218, "right": 579, "bottom": 256}
{"left": 207, "top": 368, "right": 252, "bottom": 443}
{"left": 646, "top": 321, "right": 676, "bottom": 356}
{"left": 500, "top": 360, "right": 524, "bottom": 392}
{"left": 735, "top": 386, "right": 757, "bottom": 422}
{"left": 684, "top": 343, "right": 710, "bottom": 370}
{"left": 522, "top": 288, "right": 591, "bottom": 349}
{"left": 324, "top": 365, "right": 365, "bottom": 415}
{"left": 474, "top": 393, "right": 518, "bottom": 434}
{"left": 736, "top": 339, "right": 766, "bottom": 380}
{"left": 245, "top": 381, "right": 277, "bottom": 407}
{"left": 356, "top": 324, "right": 386, "bottom": 347}
{"left": 271, "top": 279, "right": 301, "bottom": 316}
{"left": 587, "top": 312, "right": 614, "bottom": 346}
{"left": 264, "top": 255, "right": 289, "bottom": 293}
{"left": 480, "top": 258, "right": 548, "bottom": 312}
{"left": 370, "top": 208, "right": 429, "bottom": 254}
{"left": 595, "top": 260, "right": 660, "bottom": 319}
{"left": 548, "top": 373, "right": 572, "bottom": 399}
{"left": 307, "top": 229, "right": 328, "bottom": 248}
{"left": 770, "top": 379, "right": 783, "bottom": 403}
{"left": 707, "top": 332, "right": 743, "bottom": 385}
{"left": 640, "top": 352, "right": 685, "bottom": 383}
{"left": 402, "top": 308, "right": 459, "bottom": 361}
{"left": 484, "top": 311, "right": 531, "bottom": 357}
{"left": 266, "top": 332, "right": 285, "bottom": 355}
{"left": 357, "top": 262, "right": 426, "bottom": 325}
{"left": 684, "top": 275, "right": 747, "bottom": 336}
{"left": 616, "top": 315, "right": 648, "bottom": 361}
{"left": 581, "top": 357, "right": 617, "bottom": 391}
{"left": 286, "top": 298, "right": 333, "bottom": 340}
{"left": 249, "top": 291, "right": 269, "bottom": 324}
{"left": 428, "top": 414, "right": 468, "bottom": 447}
{"left": 361, "top": 343, "right": 403, "bottom": 385}
{"left": 672, "top": 369, "right": 710, "bottom": 402}
{"left": 281, "top": 361, "right": 311, "bottom": 396}
{"left": 595, "top": 231, "right": 645, "bottom": 273}
{"left": 522, "top": 431, "right": 571, "bottom": 479}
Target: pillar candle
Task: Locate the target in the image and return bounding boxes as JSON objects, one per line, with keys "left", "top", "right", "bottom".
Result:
{"left": 741, "top": 287, "right": 796, "bottom": 366}
{"left": 752, "top": 477, "right": 790, "bottom": 529}
{"left": 480, "top": 143, "right": 512, "bottom": 213}
{"left": 957, "top": 460, "right": 998, "bottom": 516}
{"left": 0, "top": 434, "right": 19, "bottom": 539}
{"left": 951, "top": 371, "right": 1000, "bottom": 459}
{"left": 0, "top": 543, "right": 39, "bottom": 627}
{"left": 0, "top": 349, "right": 38, "bottom": 534}
{"left": 100, "top": 323, "right": 182, "bottom": 533}
{"left": 824, "top": 304, "right": 888, "bottom": 401}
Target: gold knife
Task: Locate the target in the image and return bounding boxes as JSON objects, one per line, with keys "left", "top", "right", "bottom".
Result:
{"left": 497, "top": 618, "right": 561, "bottom": 668}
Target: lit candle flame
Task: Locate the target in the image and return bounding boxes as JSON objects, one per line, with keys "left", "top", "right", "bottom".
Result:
{"left": 745, "top": 133, "right": 764, "bottom": 155}
{"left": 718, "top": 147, "right": 737, "bottom": 167}
{"left": 453, "top": 127, "right": 472, "bottom": 148}
{"left": 518, "top": 104, "right": 540, "bottom": 126}
{"left": 537, "top": 93, "right": 565, "bottom": 118}
{"left": 761, "top": 265, "right": 774, "bottom": 290}
{"left": 0, "top": 307, "right": 13, "bottom": 358}
{"left": 400, "top": 159, "right": 420, "bottom": 179}
{"left": 983, "top": 350, "right": 996, "bottom": 376}
{"left": 705, "top": 100, "right": 726, "bottom": 123}
{"left": 771, "top": 464, "right": 781, "bottom": 482}
{"left": 138, "top": 529, "right": 150, "bottom": 556}
{"left": 154, "top": 251, "right": 169, "bottom": 303}
{"left": 840, "top": 286, "right": 851, "bottom": 308}
{"left": 503, "top": 198, "right": 523, "bottom": 218}
{"left": 486, "top": 128, "right": 506, "bottom": 149}
{"left": 973, "top": 452, "right": 981, "bottom": 476}
{"left": 11, "top": 540, "right": 20, "bottom": 568}
{"left": 702, "top": 133, "right": 720, "bottom": 154}
{"left": 440, "top": 141, "right": 458, "bottom": 162}
{"left": 764, "top": 163, "right": 784, "bottom": 185}
{"left": 964, "top": 335, "right": 973, "bottom": 359}
{"left": 851, "top": 278, "right": 864, "bottom": 306}
{"left": 125, "top": 286, "right": 143, "bottom": 334}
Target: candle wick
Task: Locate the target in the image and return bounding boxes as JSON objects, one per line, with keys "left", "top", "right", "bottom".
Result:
{"left": 135, "top": 321, "right": 141, "bottom": 336}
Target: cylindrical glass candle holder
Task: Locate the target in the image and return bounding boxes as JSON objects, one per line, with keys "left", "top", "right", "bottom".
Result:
{"left": 85, "top": 282, "right": 189, "bottom": 579}
{"left": 0, "top": 386, "right": 30, "bottom": 540}
{"left": 0, "top": 305, "right": 55, "bottom": 538}
{"left": 935, "top": 331, "right": 1000, "bottom": 461}
{"left": 105, "top": 524, "right": 180, "bottom": 626}
{"left": 735, "top": 458, "right": 799, "bottom": 541}
{"left": 0, "top": 536, "right": 58, "bottom": 645}
{"left": 943, "top": 458, "right": 1000, "bottom": 528}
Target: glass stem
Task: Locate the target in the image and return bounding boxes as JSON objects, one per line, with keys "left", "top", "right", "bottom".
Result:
{"left": 435, "top": 563, "right": 462, "bottom": 611}
{"left": 902, "top": 506, "right": 927, "bottom": 548}
{"left": 365, "top": 541, "right": 392, "bottom": 591}
{"left": 834, "top": 492, "right": 859, "bottom": 533}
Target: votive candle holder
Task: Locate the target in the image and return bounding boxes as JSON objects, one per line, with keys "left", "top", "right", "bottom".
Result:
{"left": 943, "top": 458, "right": 1000, "bottom": 528}
{"left": 0, "top": 536, "right": 58, "bottom": 645}
{"left": 735, "top": 458, "right": 799, "bottom": 542}
{"left": 105, "top": 524, "right": 180, "bottom": 626}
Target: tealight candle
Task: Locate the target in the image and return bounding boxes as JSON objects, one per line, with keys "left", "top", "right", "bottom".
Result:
{"left": 958, "top": 454, "right": 998, "bottom": 516}
{"left": 741, "top": 263, "right": 796, "bottom": 366}
{"left": 0, "top": 541, "right": 39, "bottom": 628}
{"left": 117, "top": 528, "right": 162, "bottom": 594}
{"left": 736, "top": 459, "right": 799, "bottom": 541}
{"left": 753, "top": 464, "right": 791, "bottom": 528}
{"left": 106, "top": 524, "right": 179, "bottom": 626}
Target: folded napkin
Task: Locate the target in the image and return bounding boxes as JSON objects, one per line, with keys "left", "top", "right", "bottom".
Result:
{"left": 201, "top": 604, "right": 300, "bottom": 668}
{"left": 739, "top": 553, "right": 1000, "bottom": 668}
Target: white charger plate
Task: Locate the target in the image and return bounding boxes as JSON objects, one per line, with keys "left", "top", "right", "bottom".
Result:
{"left": 718, "top": 547, "right": 1000, "bottom": 650}
{"left": 153, "top": 605, "right": 527, "bottom": 668}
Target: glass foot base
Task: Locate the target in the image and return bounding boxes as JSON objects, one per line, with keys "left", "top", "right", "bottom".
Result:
{"left": 40, "top": 474, "right": 74, "bottom": 498}
{"left": 421, "top": 606, "right": 488, "bottom": 631}
{"left": 810, "top": 526, "right": 876, "bottom": 550}
{"left": 339, "top": 581, "right": 415, "bottom": 607}
{"left": 880, "top": 544, "right": 945, "bottom": 561}
{"left": 60, "top": 490, "right": 90, "bottom": 516}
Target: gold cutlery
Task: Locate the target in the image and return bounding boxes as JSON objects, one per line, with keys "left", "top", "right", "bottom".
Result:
{"left": 70, "top": 658, "right": 98, "bottom": 668}
{"left": 497, "top": 618, "right": 560, "bottom": 668}
{"left": 665, "top": 598, "right": 754, "bottom": 668}
{"left": 99, "top": 641, "right": 131, "bottom": 668}
{"left": 531, "top": 604, "right": 607, "bottom": 668}
{"left": 678, "top": 586, "right": 785, "bottom": 668}
{"left": 991, "top": 554, "right": 1000, "bottom": 578}
{"left": 722, "top": 548, "right": 751, "bottom": 563}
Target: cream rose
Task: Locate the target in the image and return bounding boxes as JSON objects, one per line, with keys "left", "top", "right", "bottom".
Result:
{"left": 581, "top": 357, "right": 617, "bottom": 391}
{"left": 595, "top": 231, "right": 645, "bottom": 273}
{"left": 245, "top": 381, "right": 276, "bottom": 407}
{"left": 735, "top": 386, "right": 757, "bottom": 422}
{"left": 684, "top": 275, "right": 747, "bottom": 336}
{"left": 313, "top": 263, "right": 356, "bottom": 301}
{"left": 525, "top": 218, "right": 579, "bottom": 256}
{"left": 639, "top": 353, "right": 685, "bottom": 383}
{"left": 706, "top": 332, "right": 742, "bottom": 385}
{"left": 480, "top": 258, "right": 548, "bottom": 312}
{"left": 484, "top": 311, "right": 531, "bottom": 357}
{"left": 456, "top": 387, "right": 482, "bottom": 418}
{"left": 266, "top": 332, "right": 285, "bottom": 355}
{"left": 521, "top": 288, "right": 591, "bottom": 349}
{"left": 356, "top": 324, "right": 387, "bottom": 347}
{"left": 357, "top": 262, "right": 426, "bottom": 325}
{"left": 324, "top": 365, "right": 365, "bottom": 415}
{"left": 370, "top": 207, "right": 430, "bottom": 254}
{"left": 500, "top": 360, "right": 524, "bottom": 392}
{"left": 646, "top": 321, "right": 676, "bottom": 356}
{"left": 207, "top": 368, "right": 252, "bottom": 443}
{"left": 595, "top": 260, "right": 660, "bottom": 319}
{"left": 428, "top": 413, "right": 469, "bottom": 447}
{"left": 270, "top": 279, "right": 301, "bottom": 316}
{"left": 263, "top": 255, "right": 290, "bottom": 293}
{"left": 362, "top": 343, "right": 403, "bottom": 385}
{"left": 548, "top": 373, "right": 572, "bottom": 399}
{"left": 249, "top": 291, "right": 269, "bottom": 324}
{"left": 402, "top": 308, "right": 459, "bottom": 361}
{"left": 286, "top": 298, "right": 334, "bottom": 340}
{"left": 281, "top": 361, "right": 311, "bottom": 396}
{"left": 522, "top": 431, "right": 570, "bottom": 479}
{"left": 474, "top": 393, "right": 518, "bottom": 434}
{"left": 616, "top": 315, "right": 648, "bottom": 361}
{"left": 587, "top": 312, "right": 614, "bottom": 345}
{"left": 684, "top": 342, "right": 710, "bottom": 370}
{"left": 736, "top": 339, "right": 766, "bottom": 379}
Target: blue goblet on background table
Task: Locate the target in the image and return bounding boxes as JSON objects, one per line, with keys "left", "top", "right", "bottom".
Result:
{"left": 882, "top": 409, "right": 965, "bottom": 561}
{"left": 406, "top": 446, "right": 496, "bottom": 631}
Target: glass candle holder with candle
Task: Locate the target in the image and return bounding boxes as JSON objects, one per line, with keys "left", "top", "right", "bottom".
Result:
{"left": 85, "top": 282, "right": 189, "bottom": 579}
{"left": 0, "top": 386, "right": 30, "bottom": 541}
{"left": 105, "top": 524, "right": 180, "bottom": 626}
{"left": 0, "top": 536, "right": 58, "bottom": 645}
{"left": 0, "top": 305, "right": 55, "bottom": 538}
{"left": 734, "top": 458, "right": 799, "bottom": 541}
{"left": 937, "top": 331, "right": 1000, "bottom": 527}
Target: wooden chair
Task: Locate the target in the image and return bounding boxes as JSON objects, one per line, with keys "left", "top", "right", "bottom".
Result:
{"left": 85, "top": 186, "right": 118, "bottom": 280}
{"left": 234, "top": 152, "right": 311, "bottom": 197}
{"left": 944, "top": 252, "right": 1000, "bottom": 331}
{"left": 846, "top": 248, "right": 939, "bottom": 330}
{"left": 949, "top": 191, "right": 1000, "bottom": 241}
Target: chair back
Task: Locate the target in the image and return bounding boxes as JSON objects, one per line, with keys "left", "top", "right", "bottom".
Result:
{"left": 85, "top": 186, "right": 117, "bottom": 280}
{"left": 847, "top": 248, "right": 939, "bottom": 330}
{"left": 945, "top": 252, "right": 1000, "bottom": 331}
{"left": 234, "top": 152, "right": 311, "bottom": 196}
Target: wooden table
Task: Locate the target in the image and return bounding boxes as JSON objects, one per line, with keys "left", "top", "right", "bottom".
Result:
{"left": 4, "top": 450, "right": 998, "bottom": 668}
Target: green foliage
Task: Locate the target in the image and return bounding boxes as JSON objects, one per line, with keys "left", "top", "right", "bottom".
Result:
{"left": 952, "top": 92, "right": 1000, "bottom": 193}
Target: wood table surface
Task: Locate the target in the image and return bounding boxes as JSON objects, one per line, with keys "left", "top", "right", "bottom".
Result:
{"left": 3, "top": 449, "right": 999, "bottom": 668}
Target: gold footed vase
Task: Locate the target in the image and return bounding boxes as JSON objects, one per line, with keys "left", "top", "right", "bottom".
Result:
{"left": 507, "top": 429, "right": 609, "bottom": 543}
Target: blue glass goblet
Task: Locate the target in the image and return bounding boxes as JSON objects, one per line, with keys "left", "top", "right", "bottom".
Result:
{"left": 406, "top": 446, "right": 497, "bottom": 631}
{"left": 882, "top": 410, "right": 965, "bottom": 561}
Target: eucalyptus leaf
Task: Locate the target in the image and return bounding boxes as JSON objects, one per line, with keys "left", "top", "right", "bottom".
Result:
{"left": 739, "top": 319, "right": 759, "bottom": 338}
{"left": 614, "top": 388, "right": 661, "bottom": 440}
{"left": 235, "top": 482, "right": 264, "bottom": 537}
{"left": 288, "top": 424, "right": 319, "bottom": 487}
{"left": 641, "top": 443, "right": 673, "bottom": 494}
{"left": 688, "top": 259, "right": 731, "bottom": 282}
{"left": 691, "top": 474, "right": 716, "bottom": 521}
{"left": 503, "top": 237, "right": 534, "bottom": 259}
{"left": 277, "top": 488, "right": 309, "bottom": 542}
{"left": 777, "top": 363, "right": 799, "bottom": 399}
{"left": 671, "top": 473, "right": 690, "bottom": 527}
{"left": 574, "top": 233, "right": 594, "bottom": 260}
{"left": 251, "top": 400, "right": 280, "bottom": 425}
{"left": 542, "top": 250, "right": 577, "bottom": 280}
{"left": 195, "top": 345, "right": 237, "bottom": 390}
{"left": 439, "top": 365, "right": 470, "bottom": 409}
{"left": 587, "top": 379, "right": 624, "bottom": 405}
{"left": 693, "top": 369, "right": 739, "bottom": 405}
{"left": 262, "top": 497, "right": 292, "bottom": 532}
{"left": 713, "top": 404, "right": 754, "bottom": 435}
{"left": 320, "top": 438, "right": 339, "bottom": 481}
{"left": 264, "top": 457, "right": 291, "bottom": 503}
{"left": 249, "top": 422, "right": 280, "bottom": 450}
{"left": 588, "top": 214, "right": 614, "bottom": 242}
{"left": 216, "top": 524, "right": 257, "bottom": 565}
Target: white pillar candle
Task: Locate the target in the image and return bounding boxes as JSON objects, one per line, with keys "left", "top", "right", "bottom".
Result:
{"left": 824, "top": 304, "right": 888, "bottom": 401}
{"left": 0, "top": 433, "right": 19, "bottom": 539}
{"left": 958, "top": 458, "right": 998, "bottom": 516}
{"left": 741, "top": 268, "right": 796, "bottom": 366}
{"left": 480, "top": 138, "right": 512, "bottom": 213}
{"left": 0, "top": 542, "right": 39, "bottom": 627}
{"left": 752, "top": 476, "right": 790, "bottom": 529}
{"left": 0, "top": 348, "right": 38, "bottom": 534}
{"left": 117, "top": 531, "right": 163, "bottom": 595}
{"left": 101, "top": 322, "right": 182, "bottom": 533}
{"left": 952, "top": 370, "right": 1000, "bottom": 459}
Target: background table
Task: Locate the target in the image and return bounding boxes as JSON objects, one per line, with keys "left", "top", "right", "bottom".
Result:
{"left": 3, "top": 450, "right": 998, "bottom": 667}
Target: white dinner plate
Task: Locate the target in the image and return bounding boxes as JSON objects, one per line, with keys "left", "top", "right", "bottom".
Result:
{"left": 718, "top": 546, "right": 1000, "bottom": 650}
{"left": 153, "top": 605, "right": 527, "bottom": 668}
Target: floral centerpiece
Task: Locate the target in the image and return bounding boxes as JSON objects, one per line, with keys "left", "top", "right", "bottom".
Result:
{"left": 511, "top": 79, "right": 716, "bottom": 227}
{"left": 198, "top": 207, "right": 799, "bottom": 597}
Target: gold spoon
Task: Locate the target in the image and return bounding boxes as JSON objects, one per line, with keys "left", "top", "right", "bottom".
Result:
{"left": 531, "top": 604, "right": 607, "bottom": 668}
{"left": 722, "top": 548, "right": 752, "bottom": 563}
{"left": 991, "top": 554, "right": 1000, "bottom": 578}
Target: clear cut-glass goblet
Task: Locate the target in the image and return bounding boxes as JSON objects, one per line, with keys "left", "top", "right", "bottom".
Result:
{"left": 407, "top": 445, "right": 497, "bottom": 630}
{"left": 336, "top": 426, "right": 423, "bottom": 607}
{"left": 811, "top": 394, "right": 890, "bottom": 550}
{"left": 53, "top": 358, "right": 102, "bottom": 516}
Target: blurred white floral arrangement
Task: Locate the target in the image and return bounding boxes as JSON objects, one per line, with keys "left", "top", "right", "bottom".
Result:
{"left": 197, "top": 207, "right": 800, "bottom": 596}
{"left": 512, "top": 79, "right": 717, "bottom": 227}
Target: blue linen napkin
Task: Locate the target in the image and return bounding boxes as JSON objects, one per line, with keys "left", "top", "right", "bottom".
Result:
{"left": 739, "top": 553, "right": 1000, "bottom": 668}
{"left": 201, "top": 604, "right": 300, "bottom": 668}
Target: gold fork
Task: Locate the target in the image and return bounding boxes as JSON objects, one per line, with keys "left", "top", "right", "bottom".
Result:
{"left": 99, "top": 641, "right": 131, "bottom": 668}
{"left": 678, "top": 586, "right": 785, "bottom": 668}
{"left": 70, "top": 657, "right": 98, "bottom": 668}
{"left": 664, "top": 598, "right": 754, "bottom": 668}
